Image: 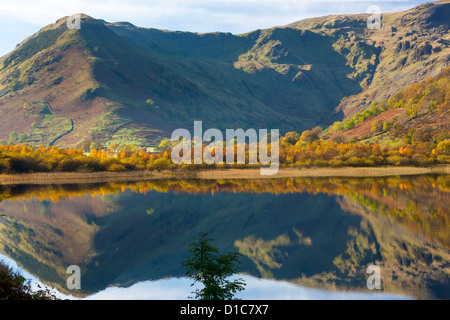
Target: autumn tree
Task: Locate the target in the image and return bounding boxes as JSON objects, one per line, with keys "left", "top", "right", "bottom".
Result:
{"left": 18, "top": 133, "right": 27, "bottom": 143}
{"left": 9, "top": 131, "right": 19, "bottom": 143}
{"left": 81, "top": 140, "right": 91, "bottom": 152}
{"left": 300, "top": 126, "right": 322, "bottom": 143}
{"left": 89, "top": 142, "right": 99, "bottom": 151}
{"left": 146, "top": 98, "right": 155, "bottom": 107}
{"left": 370, "top": 119, "right": 383, "bottom": 134}
{"left": 282, "top": 131, "right": 301, "bottom": 145}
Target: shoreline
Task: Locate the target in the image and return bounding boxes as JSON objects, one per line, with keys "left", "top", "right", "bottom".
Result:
{"left": 0, "top": 165, "right": 448, "bottom": 185}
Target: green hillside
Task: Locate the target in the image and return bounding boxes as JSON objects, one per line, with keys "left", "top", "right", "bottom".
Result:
{"left": 0, "top": 177, "right": 448, "bottom": 298}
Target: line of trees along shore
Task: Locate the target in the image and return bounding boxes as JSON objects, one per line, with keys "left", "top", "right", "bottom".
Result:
{"left": 0, "top": 136, "right": 448, "bottom": 174}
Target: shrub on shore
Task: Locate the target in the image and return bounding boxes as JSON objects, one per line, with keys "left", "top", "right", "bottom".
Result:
{"left": 0, "top": 261, "right": 57, "bottom": 300}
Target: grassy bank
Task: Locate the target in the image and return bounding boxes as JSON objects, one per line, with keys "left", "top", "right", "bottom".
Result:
{"left": 0, "top": 165, "right": 448, "bottom": 185}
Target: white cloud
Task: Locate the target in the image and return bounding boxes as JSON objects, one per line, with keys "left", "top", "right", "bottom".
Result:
{"left": 0, "top": 0, "right": 428, "bottom": 30}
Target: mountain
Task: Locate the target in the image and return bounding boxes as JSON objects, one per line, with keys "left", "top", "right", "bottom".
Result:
{"left": 0, "top": 1, "right": 448, "bottom": 148}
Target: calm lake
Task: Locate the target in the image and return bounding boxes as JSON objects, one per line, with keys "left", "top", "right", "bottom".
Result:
{"left": 0, "top": 175, "right": 448, "bottom": 299}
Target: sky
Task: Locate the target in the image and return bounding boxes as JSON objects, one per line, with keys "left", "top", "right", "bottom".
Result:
{"left": 0, "top": 0, "right": 436, "bottom": 57}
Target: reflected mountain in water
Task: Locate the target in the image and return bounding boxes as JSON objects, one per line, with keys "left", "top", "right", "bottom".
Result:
{"left": 0, "top": 175, "right": 448, "bottom": 299}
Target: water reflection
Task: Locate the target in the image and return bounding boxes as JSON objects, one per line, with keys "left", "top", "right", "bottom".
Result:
{"left": 0, "top": 253, "right": 410, "bottom": 300}
{"left": 0, "top": 175, "right": 448, "bottom": 299}
{"left": 85, "top": 276, "right": 413, "bottom": 300}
